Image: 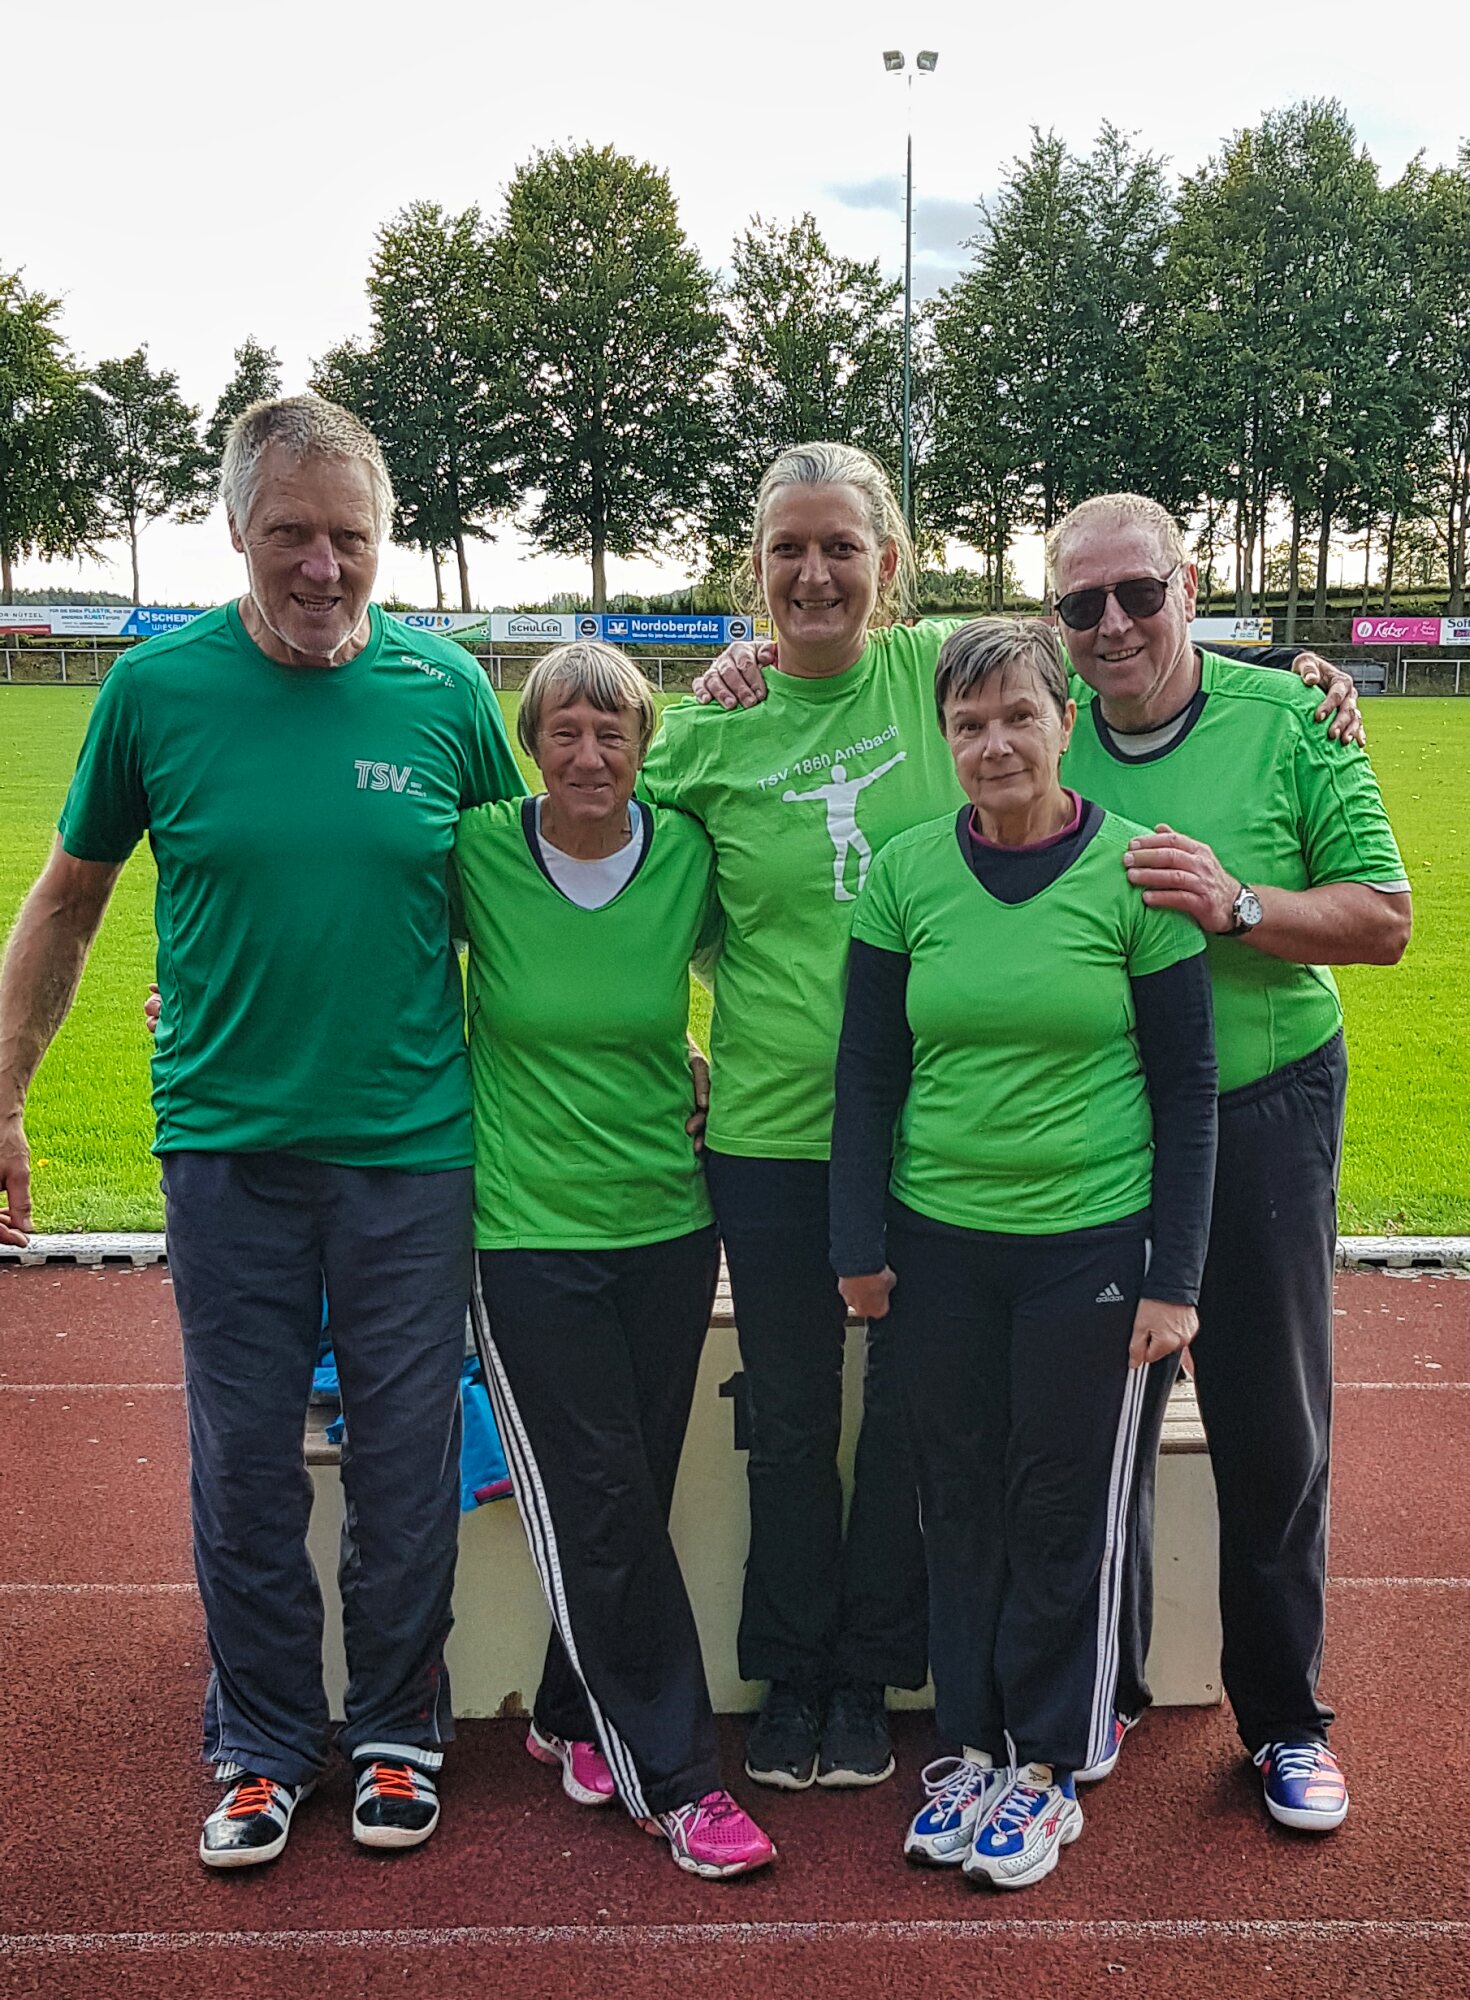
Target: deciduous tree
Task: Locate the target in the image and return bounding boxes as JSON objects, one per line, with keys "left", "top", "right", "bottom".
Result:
{"left": 91, "top": 349, "right": 212, "bottom": 603}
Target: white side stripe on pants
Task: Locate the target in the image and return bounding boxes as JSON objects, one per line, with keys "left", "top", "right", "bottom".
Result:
{"left": 1084, "top": 1356, "right": 1149, "bottom": 1772}
{"left": 468, "top": 1266, "right": 652, "bottom": 1822}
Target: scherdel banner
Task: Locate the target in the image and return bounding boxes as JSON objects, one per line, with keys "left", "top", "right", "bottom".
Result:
{"left": 1351, "top": 616, "right": 1443, "bottom": 645}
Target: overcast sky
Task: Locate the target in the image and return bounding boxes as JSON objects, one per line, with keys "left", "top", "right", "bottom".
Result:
{"left": 8, "top": 0, "right": 1467, "bottom": 608}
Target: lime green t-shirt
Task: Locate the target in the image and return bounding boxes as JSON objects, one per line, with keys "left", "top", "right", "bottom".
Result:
{"left": 852, "top": 810, "right": 1205, "bottom": 1234}
{"left": 456, "top": 798, "right": 720, "bottom": 1250}
{"left": 1061, "top": 652, "right": 1409, "bottom": 1092}
{"left": 638, "top": 621, "right": 967, "bottom": 1159}
{"left": 57, "top": 602, "right": 524, "bottom": 1167}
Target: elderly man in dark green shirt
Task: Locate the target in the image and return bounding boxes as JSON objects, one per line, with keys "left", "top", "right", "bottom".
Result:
{"left": 0, "top": 397, "right": 523, "bottom": 1869}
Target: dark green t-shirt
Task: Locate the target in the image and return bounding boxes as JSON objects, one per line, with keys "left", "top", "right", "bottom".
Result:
{"left": 638, "top": 621, "right": 967, "bottom": 1159}
{"left": 57, "top": 601, "right": 523, "bottom": 1167}
{"left": 456, "top": 798, "right": 720, "bottom": 1250}
{"left": 853, "top": 810, "right": 1204, "bottom": 1233}
{"left": 1063, "top": 652, "right": 1409, "bottom": 1091}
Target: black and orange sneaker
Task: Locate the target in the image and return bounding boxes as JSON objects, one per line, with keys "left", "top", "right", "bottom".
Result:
{"left": 351, "top": 1752, "right": 441, "bottom": 1850}
{"left": 200, "top": 1772, "right": 314, "bottom": 1869}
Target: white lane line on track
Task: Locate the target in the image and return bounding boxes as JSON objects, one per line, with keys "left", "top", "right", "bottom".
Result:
{"left": 8, "top": 1578, "right": 1466, "bottom": 1600}
{"left": 1328, "top": 1576, "right": 1470, "bottom": 1589}
{"left": 1336, "top": 1382, "right": 1470, "bottom": 1391}
{"left": 5, "top": 1919, "right": 1470, "bottom": 1956}
{"left": 0, "top": 1583, "right": 197, "bottom": 1596}
{"left": 0, "top": 1383, "right": 183, "bottom": 1393}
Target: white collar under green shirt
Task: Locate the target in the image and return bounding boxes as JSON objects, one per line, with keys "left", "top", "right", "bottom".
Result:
{"left": 532, "top": 795, "right": 647, "bottom": 909}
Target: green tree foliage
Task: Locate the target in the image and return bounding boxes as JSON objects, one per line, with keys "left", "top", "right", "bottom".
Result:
{"left": 91, "top": 349, "right": 212, "bottom": 604}
{"left": 495, "top": 144, "right": 723, "bottom": 609}
{"left": 0, "top": 270, "right": 103, "bottom": 603}
{"left": 1409, "top": 146, "right": 1470, "bottom": 610}
{"left": 315, "top": 203, "right": 512, "bottom": 612}
{"left": 203, "top": 337, "right": 282, "bottom": 470}
{"left": 706, "top": 214, "right": 902, "bottom": 563}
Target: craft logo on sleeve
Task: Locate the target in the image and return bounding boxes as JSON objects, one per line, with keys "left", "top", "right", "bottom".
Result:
{"left": 353, "top": 758, "right": 427, "bottom": 798}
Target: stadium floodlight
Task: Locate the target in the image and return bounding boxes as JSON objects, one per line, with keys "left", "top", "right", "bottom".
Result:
{"left": 882, "top": 48, "right": 940, "bottom": 539}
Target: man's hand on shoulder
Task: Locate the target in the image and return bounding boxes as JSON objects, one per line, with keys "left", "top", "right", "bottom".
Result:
{"left": 1289, "top": 653, "right": 1366, "bottom": 748}
{"left": 693, "top": 641, "right": 778, "bottom": 708}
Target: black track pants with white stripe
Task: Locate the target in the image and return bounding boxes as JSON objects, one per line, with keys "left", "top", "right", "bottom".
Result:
{"left": 886, "top": 1206, "right": 1152, "bottom": 1775}
{"left": 471, "top": 1229, "right": 721, "bottom": 1818}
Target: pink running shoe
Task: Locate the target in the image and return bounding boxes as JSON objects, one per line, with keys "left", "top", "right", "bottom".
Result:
{"left": 652, "top": 1790, "right": 776, "bottom": 1879}
{"left": 526, "top": 1724, "right": 616, "bottom": 1806}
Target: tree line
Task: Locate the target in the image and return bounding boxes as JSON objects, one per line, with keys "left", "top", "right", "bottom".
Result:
{"left": 3, "top": 102, "right": 1467, "bottom": 623}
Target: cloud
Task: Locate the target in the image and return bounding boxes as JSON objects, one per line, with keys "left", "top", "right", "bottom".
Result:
{"left": 827, "top": 178, "right": 986, "bottom": 291}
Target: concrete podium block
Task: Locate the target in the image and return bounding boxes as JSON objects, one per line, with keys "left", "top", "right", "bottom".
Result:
{"left": 307, "top": 1319, "right": 1221, "bottom": 1719}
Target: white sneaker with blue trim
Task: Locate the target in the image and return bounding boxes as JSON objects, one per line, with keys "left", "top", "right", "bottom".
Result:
{"left": 904, "top": 1755, "right": 1007, "bottom": 1865}
{"left": 963, "top": 1763, "right": 1083, "bottom": 1888}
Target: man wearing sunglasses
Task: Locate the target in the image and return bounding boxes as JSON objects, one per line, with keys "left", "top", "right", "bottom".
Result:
{"left": 1051, "top": 491, "right": 1410, "bottom": 1837}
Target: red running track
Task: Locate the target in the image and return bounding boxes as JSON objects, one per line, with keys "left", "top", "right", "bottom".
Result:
{"left": 2, "top": 1264, "right": 1468, "bottom": 2000}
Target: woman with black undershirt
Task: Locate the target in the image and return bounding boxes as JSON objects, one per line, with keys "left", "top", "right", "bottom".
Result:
{"left": 829, "top": 617, "right": 1218, "bottom": 1892}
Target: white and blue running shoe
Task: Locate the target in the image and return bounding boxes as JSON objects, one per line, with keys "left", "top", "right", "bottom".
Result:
{"left": 963, "top": 1763, "right": 1083, "bottom": 1889}
{"left": 904, "top": 1755, "right": 1007, "bottom": 1866}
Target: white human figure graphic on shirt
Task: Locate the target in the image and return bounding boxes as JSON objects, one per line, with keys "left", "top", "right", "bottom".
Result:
{"left": 782, "top": 751, "right": 908, "bottom": 901}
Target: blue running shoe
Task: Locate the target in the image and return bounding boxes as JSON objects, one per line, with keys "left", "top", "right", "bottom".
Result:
{"left": 904, "top": 1756, "right": 1007, "bottom": 1866}
{"left": 1253, "top": 1739, "right": 1349, "bottom": 1832}
{"left": 1076, "top": 1711, "right": 1138, "bottom": 1784}
{"left": 963, "top": 1764, "right": 1083, "bottom": 1889}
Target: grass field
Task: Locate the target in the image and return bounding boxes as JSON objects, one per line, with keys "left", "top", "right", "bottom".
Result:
{"left": 1, "top": 686, "right": 1464, "bottom": 1234}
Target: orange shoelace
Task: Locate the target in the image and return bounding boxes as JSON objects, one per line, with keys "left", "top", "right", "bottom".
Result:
{"left": 226, "top": 1777, "right": 279, "bottom": 1819}
{"left": 365, "top": 1763, "right": 419, "bottom": 1800}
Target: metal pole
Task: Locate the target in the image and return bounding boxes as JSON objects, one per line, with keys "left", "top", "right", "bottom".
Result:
{"left": 902, "top": 74, "right": 914, "bottom": 537}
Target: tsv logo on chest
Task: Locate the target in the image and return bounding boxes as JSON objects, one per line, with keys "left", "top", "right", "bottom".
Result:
{"left": 354, "top": 759, "right": 425, "bottom": 797}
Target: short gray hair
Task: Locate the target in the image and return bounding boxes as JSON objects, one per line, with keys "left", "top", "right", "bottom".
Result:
{"left": 517, "top": 641, "right": 659, "bottom": 760}
{"left": 735, "top": 440, "right": 917, "bottom": 625}
{"left": 933, "top": 617, "right": 1070, "bottom": 726}
{"left": 1045, "top": 493, "right": 1186, "bottom": 595}
{"left": 220, "top": 395, "right": 396, "bottom": 541}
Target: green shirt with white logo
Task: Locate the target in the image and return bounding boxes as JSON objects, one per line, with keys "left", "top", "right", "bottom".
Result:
{"left": 456, "top": 798, "right": 720, "bottom": 1249}
{"left": 1062, "top": 651, "right": 1409, "bottom": 1091}
{"left": 58, "top": 600, "right": 523, "bottom": 1167}
{"left": 638, "top": 622, "right": 968, "bottom": 1159}
{"left": 853, "top": 810, "right": 1204, "bottom": 1233}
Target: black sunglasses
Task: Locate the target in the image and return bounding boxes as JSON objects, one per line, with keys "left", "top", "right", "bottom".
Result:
{"left": 1053, "top": 564, "right": 1180, "bottom": 631}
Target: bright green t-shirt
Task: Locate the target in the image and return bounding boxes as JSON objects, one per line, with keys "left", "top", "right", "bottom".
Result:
{"left": 853, "top": 810, "right": 1204, "bottom": 1234}
{"left": 1062, "top": 652, "right": 1409, "bottom": 1092}
{"left": 456, "top": 798, "right": 720, "bottom": 1250}
{"left": 57, "top": 601, "right": 524, "bottom": 1168}
{"left": 638, "top": 621, "right": 967, "bottom": 1159}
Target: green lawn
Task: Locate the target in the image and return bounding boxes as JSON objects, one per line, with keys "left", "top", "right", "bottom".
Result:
{"left": 1, "top": 687, "right": 1464, "bottom": 1233}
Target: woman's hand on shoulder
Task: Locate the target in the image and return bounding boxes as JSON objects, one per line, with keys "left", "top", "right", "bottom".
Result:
{"left": 693, "top": 641, "right": 778, "bottom": 708}
{"left": 839, "top": 1268, "right": 897, "bottom": 1321}
{"left": 1129, "top": 1297, "right": 1198, "bottom": 1368}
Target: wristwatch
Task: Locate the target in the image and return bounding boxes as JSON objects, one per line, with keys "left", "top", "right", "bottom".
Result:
{"left": 1225, "top": 883, "right": 1264, "bottom": 937}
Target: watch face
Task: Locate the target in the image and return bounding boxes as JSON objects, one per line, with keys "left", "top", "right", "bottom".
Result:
{"left": 1236, "top": 887, "right": 1264, "bottom": 928}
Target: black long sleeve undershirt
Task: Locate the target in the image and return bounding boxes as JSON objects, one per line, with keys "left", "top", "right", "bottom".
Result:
{"left": 830, "top": 939, "right": 1218, "bottom": 1305}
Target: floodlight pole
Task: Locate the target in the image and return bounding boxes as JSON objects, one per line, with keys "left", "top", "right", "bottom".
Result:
{"left": 902, "top": 77, "right": 914, "bottom": 537}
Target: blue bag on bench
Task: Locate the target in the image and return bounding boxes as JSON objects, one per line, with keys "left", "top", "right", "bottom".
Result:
{"left": 317, "top": 1346, "right": 511, "bottom": 1511}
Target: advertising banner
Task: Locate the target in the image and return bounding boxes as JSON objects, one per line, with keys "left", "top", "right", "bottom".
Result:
{"left": 398, "top": 611, "right": 491, "bottom": 639}
{"left": 1441, "top": 617, "right": 1470, "bottom": 647}
{"left": 1190, "top": 616, "right": 1273, "bottom": 645}
{"left": 1351, "top": 616, "right": 1442, "bottom": 646}
{"left": 486, "top": 613, "right": 583, "bottom": 643}
{"left": 0, "top": 604, "right": 207, "bottom": 638}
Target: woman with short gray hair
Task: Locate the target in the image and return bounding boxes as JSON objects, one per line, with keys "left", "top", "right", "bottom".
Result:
{"left": 830, "top": 616, "right": 1218, "bottom": 1889}
{"left": 455, "top": 641, "right": 774, "bottom": 1880}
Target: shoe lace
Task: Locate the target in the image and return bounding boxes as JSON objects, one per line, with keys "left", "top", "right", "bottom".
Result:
{"left": 919, "top": 1756, "right": 993, "bottom": 1808}
{"left": 828, "top": 1681, "right": 884, "bottom": 1728}
{"left": 1256, "top": 1741, "right": 1330, "bottom": 1780}
{"left": 225, "top": 1776, "right": 279, "bottom": 1819}
{"left": 365, "top": 1762, "right": 420, "bottom": 1800}
{"left": 990, "top": 1778, "right": 1047, "bottom": 1837}
{"left": 764, "top": 1682, "right": 822, "bottom": 1730}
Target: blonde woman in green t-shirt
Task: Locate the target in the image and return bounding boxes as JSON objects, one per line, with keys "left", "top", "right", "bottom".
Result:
{"left": 457, "top": 643, "right": 774, "bottom": 1881}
